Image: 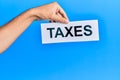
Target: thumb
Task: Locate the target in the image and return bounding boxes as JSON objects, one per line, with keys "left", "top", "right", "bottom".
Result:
{"left": 52, "top": 14, "right": 69, "bottom": 24}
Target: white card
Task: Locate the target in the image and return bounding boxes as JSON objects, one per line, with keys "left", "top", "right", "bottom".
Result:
{"left": 41, "top": 20, "right": 99, "bottom": 44}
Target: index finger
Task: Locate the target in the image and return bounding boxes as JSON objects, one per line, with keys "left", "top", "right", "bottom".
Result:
{"left": 58, "top": 6, "right": 69, "bottom": 21}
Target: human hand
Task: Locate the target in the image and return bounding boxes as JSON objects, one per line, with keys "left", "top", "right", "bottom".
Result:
{"left": 0, "top": 2, "right": 69, "bottom": 53}
{"left": 30, "top": 2, "right": 69, "bottom": 24}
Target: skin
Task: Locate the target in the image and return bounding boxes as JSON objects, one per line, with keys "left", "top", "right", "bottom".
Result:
{"left": 0, "top": 2, "right": 69, "bottom": 54}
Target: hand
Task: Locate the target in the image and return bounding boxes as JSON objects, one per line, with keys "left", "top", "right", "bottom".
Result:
{"left": 0, "top": 2, "right": 69, "bottom": 53}
{"left": 30, "top": 2, "right": 69, "bottom": 24}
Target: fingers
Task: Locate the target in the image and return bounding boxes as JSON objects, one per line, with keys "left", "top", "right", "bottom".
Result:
{"left": 55, "top": 3, "right": 69, "bottom": 23}
{"left": 51, "top": 14, "right": 69, "bottom": 24}
{"left": 37, "top": 2, "right": 69, "bottom": 24}
{"left": 49, "top": 3, "right": 69, "bottom": 24}
{"left": 59, "top": 7, "right": 69, "bottom": 20}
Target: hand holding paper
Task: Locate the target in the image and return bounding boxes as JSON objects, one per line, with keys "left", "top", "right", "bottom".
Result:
{"left": 0, "top": 2, "right": 69, "bottom": 53}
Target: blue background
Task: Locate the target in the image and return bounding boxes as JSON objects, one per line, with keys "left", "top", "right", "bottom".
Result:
{"left": 0, "top": 0, "right": 120, "bottom": 80}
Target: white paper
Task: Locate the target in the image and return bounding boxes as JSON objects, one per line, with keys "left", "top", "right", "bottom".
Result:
{"left": 41, "top": 20, "right": 99, "bottom": 44}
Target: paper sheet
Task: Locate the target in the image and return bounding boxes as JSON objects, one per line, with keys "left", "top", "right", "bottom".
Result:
{"left": 41, "top": 20, "right": 99, "bottom": 44}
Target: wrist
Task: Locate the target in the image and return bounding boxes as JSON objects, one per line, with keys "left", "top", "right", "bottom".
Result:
{"left": 26, "top": 8, "right": 39, "bottom": 21}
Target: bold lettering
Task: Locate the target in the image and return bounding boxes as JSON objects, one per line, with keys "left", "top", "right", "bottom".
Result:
{"left": 65, "top": 26, "right": 73, "bottom": 37}
{"left": 47, "top": 28, "right": 55, "bottom": 38}
{"left": 84, "top": 25, "right": 92, "bottom": 36}
{"left": 55, "top": 27, "right": 64, "bottom": 38}
{"left": 74, "top": 26, "right": 83, "bottom": 36}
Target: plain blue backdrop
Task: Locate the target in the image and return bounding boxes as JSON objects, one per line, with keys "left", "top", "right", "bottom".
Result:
{"left": 0, "top": 0, "right": 120, "bottom": 80}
